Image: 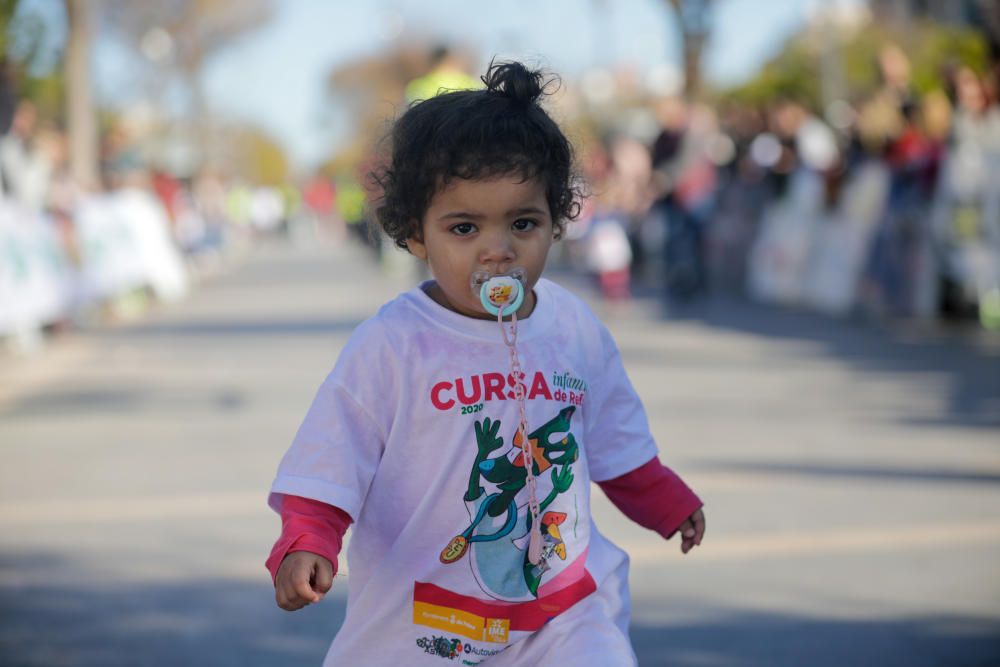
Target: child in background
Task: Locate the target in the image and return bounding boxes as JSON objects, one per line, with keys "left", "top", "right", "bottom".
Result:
{"left": 266, "top": 61, "right": 706, "bottom": 666}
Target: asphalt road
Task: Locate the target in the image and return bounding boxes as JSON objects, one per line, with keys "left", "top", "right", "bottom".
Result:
{"left": 2, "top": 237, "right": 998, "bottom": 666}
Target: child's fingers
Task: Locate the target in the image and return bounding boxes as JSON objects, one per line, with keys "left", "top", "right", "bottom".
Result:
{"left": 276, "top": 578, "right": 309, "bottom": 611}
{"left": 276, "top": 586, "right": 303, "bottom": 611}
{"left": 275, "top": 554, "right": 329, "bottom": 611}
{"left": 693, "top": 510, "right": 706, "bottom": 545}
{"left": 292, "top": 564, "right": 320, "bottom": 603}
{"left": 313, "top": 558, "right": 334, "bottom": 597}
{"left": 678, "top": 511, "right": 707, "bottom": 555}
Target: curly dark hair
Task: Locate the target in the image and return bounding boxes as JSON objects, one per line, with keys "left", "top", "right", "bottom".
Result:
{"left": 371, "top": 60, "right": 582, "bottom": 250}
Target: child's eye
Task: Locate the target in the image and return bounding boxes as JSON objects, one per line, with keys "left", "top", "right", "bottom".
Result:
{"left": 512, "top": 218, "right": 538, "bottom": 232}
{"left": 450, "top": 222, "right": 477, "bottom": 236}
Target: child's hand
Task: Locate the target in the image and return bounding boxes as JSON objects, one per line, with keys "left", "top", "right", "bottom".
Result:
{"left": 677, "top": 508, "right": 706, "bottom": 555}
{"left": 274, "top": 551, "right": 334, "bottom": 611}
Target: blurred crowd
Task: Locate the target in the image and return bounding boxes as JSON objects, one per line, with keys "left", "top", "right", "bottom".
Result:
{"left": 569, "top": 44, "right": 1000, "bottom": 330}
{"left": 0, "top": 99, "right": 369, "bottom": 354}
{"left": 3, "top": 26, "right": 999, "bottom": 357}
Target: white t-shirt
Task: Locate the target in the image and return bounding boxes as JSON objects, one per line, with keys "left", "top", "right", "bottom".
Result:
{"left": 269, "top": 278, "right": 658, "bottom": 665}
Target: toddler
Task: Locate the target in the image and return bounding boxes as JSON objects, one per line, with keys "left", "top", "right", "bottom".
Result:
{"left": 266, "top": 60, "right": 705, "bottom": 666}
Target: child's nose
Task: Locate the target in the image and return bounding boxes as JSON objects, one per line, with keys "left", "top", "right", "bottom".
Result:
{"left": 478, "top": 231, "right": 515, "bottom": 267}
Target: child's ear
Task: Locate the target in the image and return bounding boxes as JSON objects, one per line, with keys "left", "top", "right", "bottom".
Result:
{"left": 406, "top": 236, "right": 428, "bottom": 260}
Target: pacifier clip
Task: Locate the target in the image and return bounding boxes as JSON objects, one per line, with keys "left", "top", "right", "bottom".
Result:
{"left": 477, "top": 272, "right": 544, "bottom": 566}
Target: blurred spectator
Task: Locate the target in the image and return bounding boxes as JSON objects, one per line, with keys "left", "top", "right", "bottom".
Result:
{"left": 855, "top": 44, "right": 916, "bottom": 159}
{"left": 861, "top": 96, "right": 941, "bottom": 318}
{"left": 404, "top": 46, "right": 479, "bottom": 104}
{"left": 302, "top": 171, "right": 345, "bottom": 243}
{"left": 0, "top": 100, "right": 53, "bottom": 212}
{"left": 650, "top": 97, "right": 719, "bottom": 299}
{"left": 192, "top": 168, "right": 240, "bottom": 265}
{"left": 100, "top": 121, "right": 143, "bottom": 190}
{"left": 745, "top": 100, "right": 847, "bottom": 309}
{"left": 151, "top": 169, "right": 183, "bottom": 223}
{"left": 248, "top": 186, "right": 285, "bottom": 232}
{"left": 703, "top": 104, "right": 767, "bottom": 291}
{"left": 583, "top": 135, "right": 649, "bottom": 301}
{"left": 930, "top": 66, "right": 1000, "bottom": 326}
{"left": 42, "top": 128, "right": 80, "bottom": 266}
{"left": 0, "top": 101, "right": 73, "bottom": 352}
{"left": 337, "top": 171, "right": 377, "bottom": 255}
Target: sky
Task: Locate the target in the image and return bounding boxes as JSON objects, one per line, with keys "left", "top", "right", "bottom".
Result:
{"left": 26, "top": 0, "right": 865, "bottom": 172}
{"left": 199, "top": 0, "right": 854, "bottom": 170}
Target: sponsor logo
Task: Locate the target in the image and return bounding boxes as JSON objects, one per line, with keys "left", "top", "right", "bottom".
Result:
{"left": 414, "top": 636, "right": 503, "bottom": 662}
{"left": 413, "top": 600, "right": 510, "bottom": 643}
{"left": 416, "top": 635, "right": 463, "bottom": 660}
{"left": 485, "top": 618, "right": 509, "bottom": 643}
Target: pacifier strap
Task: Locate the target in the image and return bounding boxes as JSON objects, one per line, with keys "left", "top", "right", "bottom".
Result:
{"left": 497, "top": 306, "right": 543, "bottom": 566}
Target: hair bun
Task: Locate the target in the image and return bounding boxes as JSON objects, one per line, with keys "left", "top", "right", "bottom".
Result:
{"left": 481, "top": 61, "right": 546, "bottom": 106}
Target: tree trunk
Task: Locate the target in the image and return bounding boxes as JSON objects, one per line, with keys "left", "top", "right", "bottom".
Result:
{"left": 667, "top": 0, "right": 712, "bottom": 100}
{"left": 63, "top": 0, "right": 98, "bottom": 188}
{"left": 681, "top": 31, "right": 705, "bottom": 99}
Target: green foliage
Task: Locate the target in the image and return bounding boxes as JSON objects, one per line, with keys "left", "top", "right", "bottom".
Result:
{"left": 840, "top": 22, "right": 989, "bottom": 98}
{"left": 18, "top": 69, "right": 62, "bottom": 118}
{"left": 905, "top": 23, "right": 989, "bottom": 94}
{"left": 1, "top": 0, "right": 65, "bottom": 124}
{"left": 0, "top": 0, "right": 23, "bottom": 56}
{"left": 724, "top": 40, "right": 822, "bottom": 110}
{"left": 719, "top": 19, "right": 990, "bottom": 111}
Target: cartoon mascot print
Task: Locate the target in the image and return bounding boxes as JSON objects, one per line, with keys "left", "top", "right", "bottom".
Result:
{"left": 440, "top": 405, "right": 580, "bottom": 600}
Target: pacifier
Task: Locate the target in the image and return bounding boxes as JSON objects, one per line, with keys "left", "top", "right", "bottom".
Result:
{"left": 471, "top": 268, "right": 527, "bottom": 316}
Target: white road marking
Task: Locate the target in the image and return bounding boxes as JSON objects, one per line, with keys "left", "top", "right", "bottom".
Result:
{"left": 0, "top": 492, "right": 267, "bottom": 524}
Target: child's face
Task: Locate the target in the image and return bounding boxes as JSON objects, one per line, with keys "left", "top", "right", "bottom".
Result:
{"left": 407, "top": 175, "right": 554, "bottom": 319}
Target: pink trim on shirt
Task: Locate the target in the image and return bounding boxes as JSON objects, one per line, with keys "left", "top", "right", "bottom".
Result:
{"left": 596, "top": 457, "right": 702, "bottom": 539}
{"left": 265, "top": 494, "right": 352, "bottom": 584}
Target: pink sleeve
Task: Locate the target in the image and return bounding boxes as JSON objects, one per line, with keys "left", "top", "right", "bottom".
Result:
{"left": 265, "top": 494, "right": 353, "bottom": 584}
{"left": 596, "top": 457, "right": 702, "bottom": 539}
